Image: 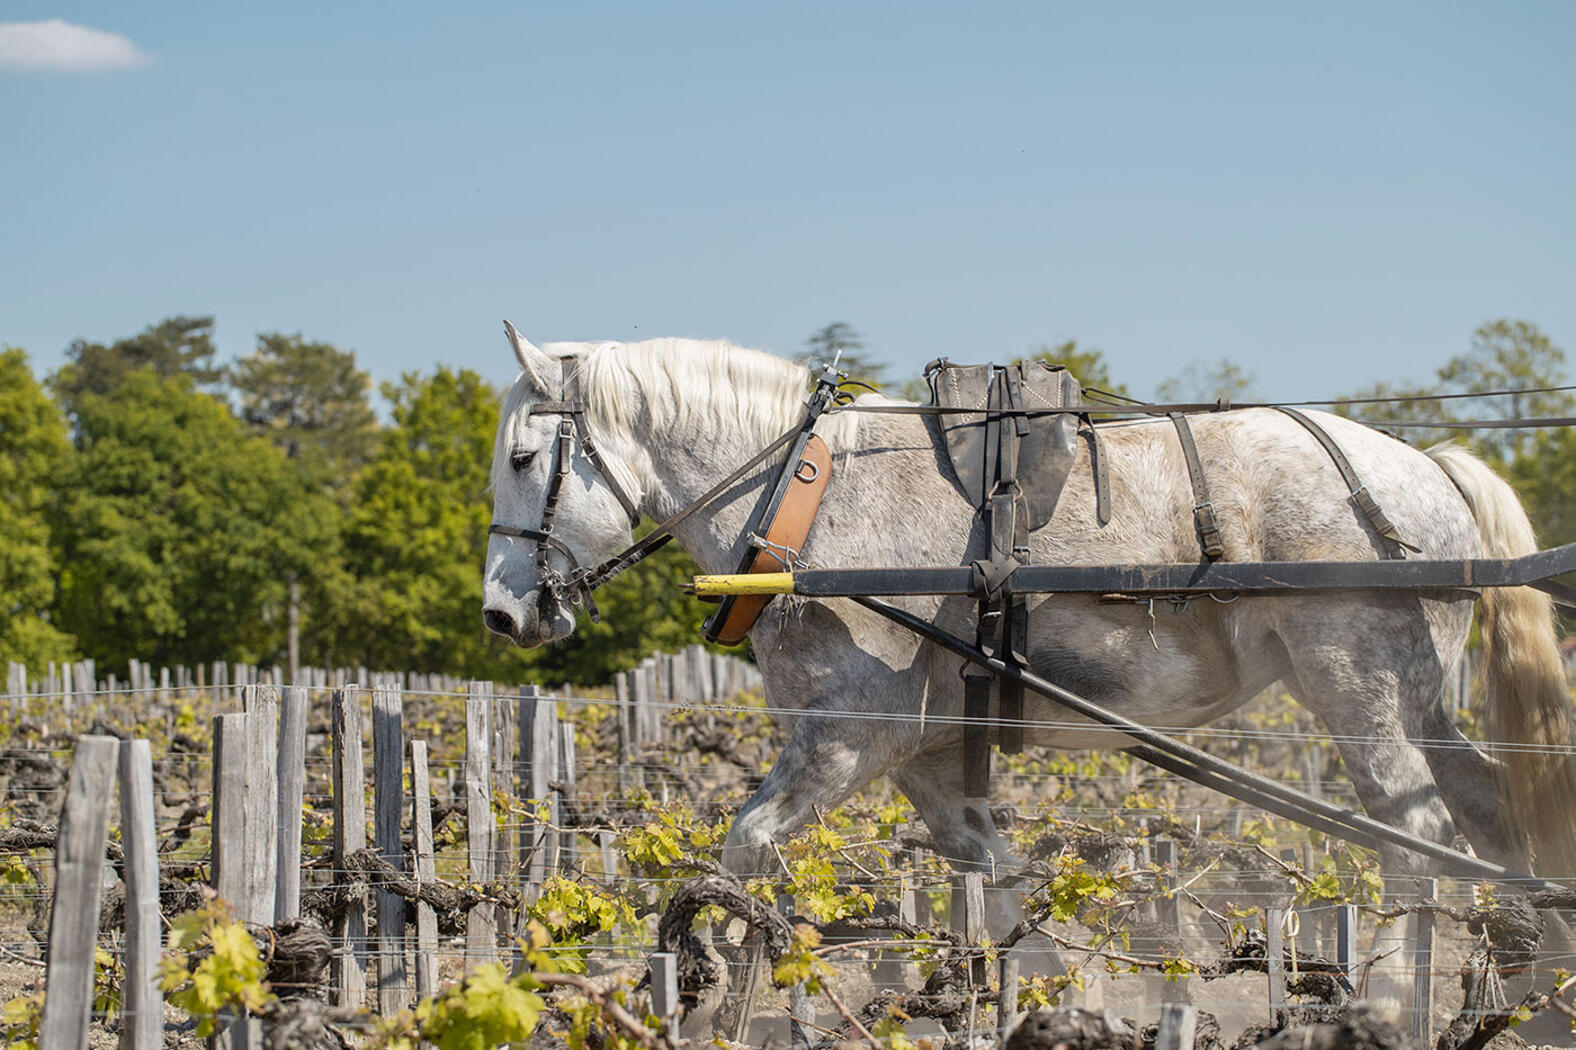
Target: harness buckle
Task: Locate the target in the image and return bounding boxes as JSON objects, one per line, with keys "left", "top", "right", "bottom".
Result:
{"left": 1192, "top": 501, "right": 1225, "bottom": 560}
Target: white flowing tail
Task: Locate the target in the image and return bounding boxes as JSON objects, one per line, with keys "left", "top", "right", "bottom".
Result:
{"left": 1429, "top": 444, "right": 1576, "bottom": 876}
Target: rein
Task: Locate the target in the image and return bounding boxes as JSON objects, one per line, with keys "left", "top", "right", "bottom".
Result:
{"left": 489, "top": 360, "right": 841, "bottom": 620}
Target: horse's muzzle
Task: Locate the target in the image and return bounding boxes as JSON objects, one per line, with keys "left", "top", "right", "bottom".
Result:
{"left": 482, "top": 587, "right": 577, "bottom": 648}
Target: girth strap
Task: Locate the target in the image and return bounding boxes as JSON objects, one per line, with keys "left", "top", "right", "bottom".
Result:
{"left": 1274, "top": 407, "right": 1420, "bottom": 559}
{"left": 1168, "top": 413, "right": 1225, "bottom": 561}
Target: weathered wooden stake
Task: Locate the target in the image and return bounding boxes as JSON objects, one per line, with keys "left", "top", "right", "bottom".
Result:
{"left": 119, "top": 739, "right": 162, "bottom": 1050}
{"left": 373, "top": 680, "right": 407, "bottom": 1013}
{"left": 410, "top": 740, "right": 439, "bottom": 999}
{"left": 1412, "top": 878, "right": 1437, "bottom": 1044}
{"left": 1266, "top": 907, "right": 1286, "bottom": 1021}
{"left": 558, "top": 717, "right": 578, "bottom": 871}
{"left": 275, "top": 685, "right": 308, "bottom": 922}
{"left": 465, "top": 680, "right": 498, "bottom": 966}
{"left": 956, "top": 871, "right": 987, "bottom": 986}
{"left": 1155, "top": 1002, "right": 1198, "bottom": 1050}
{"left": 331, "top": 686, "right": 368, "bottom": 1007}
{"left": 240, "top": 686, "right": 279, "bottom": 926}
{"left": 651, "top": 952, "right": 680, "bottom": 1039}
{"left": 39, "top": 735, "right": 118, "bottom": 1050}
{"left": 1336, "top": 904, "right": 1357, "bottom": 983}
{"left": 615, "top": 674, "right": 634, "bottom": 795}
{"left": 1156, "top": 838, "right": 1191, "bottom": 1005}
{"left": 997, "top": 954, "right": 1021, "bottom": 1034}
{"left": 212, "top": 713, "right": 252, "bottom": 915}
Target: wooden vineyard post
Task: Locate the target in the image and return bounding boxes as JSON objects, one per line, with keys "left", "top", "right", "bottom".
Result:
{"left": 373, "top": 679, "right": 407, "bottom": 1013}
{"left": 212, "top": 710, "right": 277, "bottom": 925}
{"left": 1155, "top": 1002, "right": 1198, "bottom": 1050}
{"left": 780, "top": 895, "right": 814, "bottom": 1049}
{"left": 1336, "top": 903, "right": 1357, "bottom": 987}
{"left": 38, "top": 735, "right": 118, "bottom": 1050}
{"left": 466, "top": 680, "right": 498, "bottom": 967}
{"left": 410, "top": 740, "right": 439, "bottom": 999}
{"left": 1412, "top": 878, "right": 1437, "bottom": 1044}
{"left": 1266, "top": 906, "right": 1286, "bottom": 1023}
{"left": 519, "top": 684, "right": 558, "bottom": 898}
{"left": 614, "top": 673, "right": 633, "bottom": 795}
{"left": 240, "top": 686, "right": 279, "bottom": 926}
{"left": 493, "top": 686, "right": 517, "bottom": 891}
{"left": 517, "top": 684, "right": 544, "bottom": 901}
{"left": 276, "top": 684, "right": 308, "bottom": 922}
{"left": 557, "top": 717, "right": 578, "bottom": 871}
{"left": 599, "top": 829, "right": 616, "bottom": 880}
{"left": 330, "top": 686, "right": 368, "bottom": 1007}
{"left": 998, "top": 954, "right": 1021, "bottom": 1034}
{"left": 1156, "top": 838, "right": 1191, "bottom": 1005}
{"left": 650, "top": 952, "right": 679, "bottom": 1042}
{"left": 119, "top": 739, "right": 162, "bottom": 1050}
{"left": 955, "top": 871, "right": 987, "bottom": 986}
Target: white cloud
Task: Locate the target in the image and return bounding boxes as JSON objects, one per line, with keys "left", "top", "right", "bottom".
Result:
{"left": 0, "top": 19, "right": 151, "bottom": 73}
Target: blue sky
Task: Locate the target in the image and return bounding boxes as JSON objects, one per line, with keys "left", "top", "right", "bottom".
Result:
{"left": 4, "top": 3, "right": 1573, "bottom": 400}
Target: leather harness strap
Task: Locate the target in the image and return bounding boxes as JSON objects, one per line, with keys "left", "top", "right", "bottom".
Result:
{"left": 703, "top": 435, "right": 834, "bottom": 645}
{"left": 1168, "top": 412, "right": 1226, "bottom": 561}
{"left": 701, "top": 366, "right": 842, "bottom": 644}
{"left": 1082, "top": 417, "right": 1112, "bottom": 527}
{"left": 1273, "top": 407, "right": 1420, "bottom": 559}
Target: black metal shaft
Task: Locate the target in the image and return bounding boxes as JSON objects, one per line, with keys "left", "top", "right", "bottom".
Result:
{"left": 787, "top": 540, "right": 1576, "bottom": 598}
{"left": 852, "top": 594, "right": 1566, "bottom": 892}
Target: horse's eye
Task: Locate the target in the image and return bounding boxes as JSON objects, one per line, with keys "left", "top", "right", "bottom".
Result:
{"left": 510, "top": 450, "right": 536, "bottom": 472}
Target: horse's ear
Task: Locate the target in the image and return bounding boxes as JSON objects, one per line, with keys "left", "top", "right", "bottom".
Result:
{"left": 503, "top": 320, "right": 552, "bottom": 388}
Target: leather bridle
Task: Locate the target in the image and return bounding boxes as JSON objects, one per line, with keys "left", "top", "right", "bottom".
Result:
{"left": 488, "top": 357, "right": 642, "bottom": 619}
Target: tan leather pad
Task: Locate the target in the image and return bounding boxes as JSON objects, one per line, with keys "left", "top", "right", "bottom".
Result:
{"left": 709, "top": 434, "right": 833, "bottom": 645}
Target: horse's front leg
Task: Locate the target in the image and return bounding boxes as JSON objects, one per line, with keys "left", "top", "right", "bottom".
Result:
{"left": 720, "top": 713, "right": 898, "bottom": 877}
{"left": 890, "top": 747, "right": 1034, "bottom": 939}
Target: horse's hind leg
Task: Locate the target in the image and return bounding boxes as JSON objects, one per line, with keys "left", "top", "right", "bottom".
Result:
{"left": 1275, "top": 597, "right": 1466, "bottom": 873}
{"left": 1276, "top": 597, "right": 1474, "bottom": 1008}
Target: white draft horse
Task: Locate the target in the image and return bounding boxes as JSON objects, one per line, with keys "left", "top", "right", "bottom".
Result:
{"left": 482, "top": 330, "right": 1576, "bottom": 898}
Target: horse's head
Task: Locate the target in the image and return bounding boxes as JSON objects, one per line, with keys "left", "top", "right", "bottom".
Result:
{"left": 482, "top": 323, "right": 640, "bottom": 647}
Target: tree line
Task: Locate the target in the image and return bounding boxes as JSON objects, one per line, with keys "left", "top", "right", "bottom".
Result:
{"left": 1, "top": 317, "right": 702, "bottom": 684}
{"left": 2, "top": 316, "right": 1568, "bottom": 683}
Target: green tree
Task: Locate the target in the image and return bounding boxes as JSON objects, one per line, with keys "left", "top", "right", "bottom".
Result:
{"left": 328, "top": 367, "right": 514, "bottom": 676}
{"left": 53, "top": 371, "right": 333, "bottom": 671}
{"left": 52, "top": 315, "right": 224, "bottom": 418}
{"left": 1023, "top": 339, "right": 1128, "bottom": 398}
{"left": 0, "top": 348, "right": 75, "bottom": 665}
{"left": 1509, "top": 428, "right": 1576, "bottom": 549}
{"left": 1155, "top": 358, "right": 1258, "bottom": 404}
{"left": 1333, "top": 380, "right": 1457, "bottom": 447}
{"left": 1337, "top": 319, "right": 1572, "bottom": 463}
{"left": 1437, "top": 320, "right": 1572, "bottom": 462}
{"left": 230, "top": 332, "right": 379, "bottom": 680}
{"left": 803, "top": 322, "right": 887, "bottom": 386}
{"left": 230, "top": 332, "right": 380, "bottom": 486}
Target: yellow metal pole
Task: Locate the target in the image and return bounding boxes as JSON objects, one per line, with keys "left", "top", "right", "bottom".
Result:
{"left": 689, "top": 573, "right": 796, "bottom": 596}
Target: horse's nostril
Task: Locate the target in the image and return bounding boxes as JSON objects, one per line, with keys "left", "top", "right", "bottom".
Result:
{"left": 483, "top": 608, "right": 517, "bottom": 638}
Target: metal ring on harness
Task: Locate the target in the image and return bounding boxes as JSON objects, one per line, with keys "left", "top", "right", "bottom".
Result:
{"left": 794, "top": 459, "right": 820, "bottom": 484}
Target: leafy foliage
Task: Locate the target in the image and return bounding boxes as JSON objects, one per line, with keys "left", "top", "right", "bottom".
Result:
{"left": 1155, "top": 357, "right": 1259, "bottom": 404}
{"left": 52, "top": 315, "right": 225, "bottom": 419}
{"left": 52, "top": 370, "right": 335, "bottom": 669}
{"left": 0, "top": 347, "right": 74, "bottom": 665}
{"left": 231, "top": 332, "right": 380, "bottom": 487}
{"left": 157, "top": 903, "right": 274, "bottom": 1038}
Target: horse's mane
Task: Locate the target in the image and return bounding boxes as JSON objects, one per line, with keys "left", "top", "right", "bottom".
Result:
{"left": 496, "top": 337, "right": 862, "bottom": 493}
